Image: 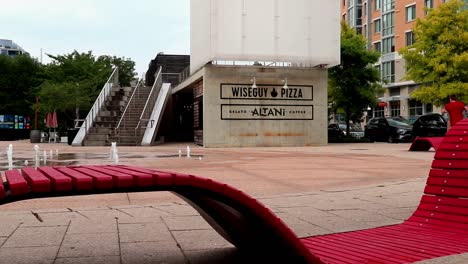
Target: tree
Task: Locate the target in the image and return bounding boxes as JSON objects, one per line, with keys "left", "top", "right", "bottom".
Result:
{"left": 329, "top": 22, "right": 382, "bottom": 135}
{"left": 0, "top": 54, "right": 44, "bottom": 115}
{"left": 400, "top": 0, "right": 468, "bottom": 106}
{"left": 36, "top": 51, "right": 136, "bottom": 130}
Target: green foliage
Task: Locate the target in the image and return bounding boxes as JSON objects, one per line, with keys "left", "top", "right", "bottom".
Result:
{"left": 400, "top": 0, "right": 468, "bottom": 106}
{"left": 0, "top": 54, "right": 44, "bottom": 115}
{"left": 329, "top": 22, "right": 382, "bottom": 134}
{"left": 37, "top": 51, "right": 136, "bottom": 128}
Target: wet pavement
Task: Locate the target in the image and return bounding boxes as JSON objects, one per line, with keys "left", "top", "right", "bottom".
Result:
{"left": 0, "top": 140, "right": 465, "bottom": 263}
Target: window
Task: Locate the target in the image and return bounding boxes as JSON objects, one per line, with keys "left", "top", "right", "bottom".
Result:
{"left": 374, "top": 0, "right": 381, "bottom": 10}
{"left": 348, "top": 7, "right": 355, "bottom": 27}
{"left": 406, "top": 5, "right": 416, "bottom": 21}
{"left": 409, "top": 100, "right": 423, "bottom": 116}
{"left": 390, "top": 101, "right": 400, "bottom": 117}
{"left": 405, "top": 31, "right": 415, "bottom": 46}
{"left": 374, "top": 106, "right": 385, "bottom": 118}
{"left": 382, "top": 60, "right": 395, "bottom": 83}
{"left": 382, "top": 0, "right": 395, "bottom": 12}
{"left": 374, "top": 19, "right": 381, "bottom": 33}
{"left": 382, "top": 37, "right": 395, "bottom": 53}
{"left": 343, "top": 0, "right": 346, "bottom": 6}
{"left": 425, "top": 0, "right": 433, "bottom": 15}
{"left": 425, "top": 103, "right": 433, "bottom": 113}
{"left": 373, "top": 42, "right": 381, "bottom": 53}
{"left": 382, "top": 12, "right": 394, "bottom": 36}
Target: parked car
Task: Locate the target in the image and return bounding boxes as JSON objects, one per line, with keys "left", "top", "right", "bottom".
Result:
{"left": 328, "top": 123, "right": 345, "bottom": 142}
{"left": 328, "top": 123, "right": 365, "bottom": 142}
{"left": 365, "top": 116, "right": 413, "bottom": 143}
{"left": 412, "top": 113, "right": 447, "bottom": 137}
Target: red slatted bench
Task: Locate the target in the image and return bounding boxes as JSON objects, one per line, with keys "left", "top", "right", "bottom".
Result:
{"left": 0, "top": 119, "right": 467, "bottom": 263}
{"left": 409, "top": 136, "right": 445, "bottom": 151}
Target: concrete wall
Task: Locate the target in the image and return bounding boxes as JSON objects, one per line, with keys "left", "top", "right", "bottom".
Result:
{"left": 202, "top": 65, "right": 328, "bottom": 147}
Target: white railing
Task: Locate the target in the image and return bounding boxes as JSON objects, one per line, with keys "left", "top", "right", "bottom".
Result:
{"left": 72, "top": 67, "right": 119, "bottom": 146}
{"left": 141, "top": 83, "right": 171, "bottom": 146}
{"left": 136, "top": 67, "right": 162, "bottom": 134}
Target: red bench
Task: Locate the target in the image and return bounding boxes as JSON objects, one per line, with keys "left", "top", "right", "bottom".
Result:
{"left": 409, "top": 136, "right": 445, "bottom": 151}
{"left": 0, "top": 119, "right": 467, "bottom": 263}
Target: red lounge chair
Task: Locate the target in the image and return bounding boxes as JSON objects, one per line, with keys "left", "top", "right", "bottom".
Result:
{"left": 0, "top": 120, "right": 467, "bottom": 263}
{"left": 409, "top": 136, "right": 445, "bottom": 151}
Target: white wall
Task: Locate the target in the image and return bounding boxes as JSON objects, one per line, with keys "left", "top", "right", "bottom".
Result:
{"left": 190, "top": 0, "right": 341, "bottom": 73}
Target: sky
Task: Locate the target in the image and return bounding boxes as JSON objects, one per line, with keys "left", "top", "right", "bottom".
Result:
{"left": 1, "top": 0, "right": 190, "bottom": 77}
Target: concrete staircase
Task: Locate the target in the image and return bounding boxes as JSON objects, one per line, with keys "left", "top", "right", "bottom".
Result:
{"left": 81, "top": 86, "right": 135, "bottom": 146}
{"left": 109, "top": 86, "right": 152, "bottom": 146}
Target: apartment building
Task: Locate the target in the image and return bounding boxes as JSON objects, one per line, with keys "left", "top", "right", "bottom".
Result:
{"left": 341, "top": 0, "right": 455, "bottom": 122}
{"left": 0, "top": 39, "right": 27, "bottom": 57}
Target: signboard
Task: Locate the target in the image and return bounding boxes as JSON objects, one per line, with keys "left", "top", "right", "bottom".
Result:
{"left": 221, "top": 104, "right": 313, "bottom": 120}
{"left": 220, "top": 83, "right": 313, "bottom": 101}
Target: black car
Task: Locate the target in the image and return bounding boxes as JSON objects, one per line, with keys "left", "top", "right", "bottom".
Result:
{"left": 365, "top": 116, "right": 413, "bottom": 143}
{"left": 412, "top": 113, "right": 447, "bottom": 137}
{"left": 328, "top": 123, "right": 345, "bottom": 142}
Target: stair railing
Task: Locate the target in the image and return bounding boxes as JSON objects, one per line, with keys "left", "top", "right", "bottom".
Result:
{"left": 113, "top": 79, "right": 144, "bottom": 143}
{"left": 135, "top": 67, "right": 163, "bottom": 138}
{"left": 72, "top": 67, "right": 119, "bottom": 146}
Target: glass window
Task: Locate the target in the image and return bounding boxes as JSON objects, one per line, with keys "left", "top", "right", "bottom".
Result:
{"left": 382, "top": 37, "right": 395, "bottom": 54}
{"left": 374, "top": 42, "right": 381, "bottom": 52}
{"left": 374, "top": 19, "right": 381, "bottom": 33}
{"left": 349, "top": 8, "right": 355, "bottom": 27}
{"left": 425, "top": 103, "right": 433, "bottom": 113}
{"left": 406, "top": 5, "right": 416, "bottom": 21}
{"left": 425, "top": 0, "right": 433, "bottom": 15}
{"left": 374, "top": 0, "right": 381, "bottom": 10}
{"left": 382, "top": 60, "right": 395, "bottom": 83}
{"left": 409, "top": 100, "right": 423, "bottom": 116}
{"left": 390, "top": 101, "right": 400, "bottom": 117}
{"left": 406, "top": 31, "right": 415, "bottom": 46}
{"left": 374, "top": 106, "right": 385, "bottom": 117}
{"left": 382, "top": 0, "right": 395, "bottom": 12}
{"left": 382, "top": 12, "right": 394, "bottom": 36}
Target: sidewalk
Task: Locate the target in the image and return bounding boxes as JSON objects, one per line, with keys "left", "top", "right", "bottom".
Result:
{"left": 0, "top": 141, "right": 465, "bottom": 263}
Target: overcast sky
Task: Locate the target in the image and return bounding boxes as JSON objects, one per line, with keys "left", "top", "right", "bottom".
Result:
{"left": 1, "top": 0, "right": 190, "bottom": 76}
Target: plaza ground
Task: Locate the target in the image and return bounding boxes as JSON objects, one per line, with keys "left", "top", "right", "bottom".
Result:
{"left": 0, "top": 140, "right": 465, "bottom": 263}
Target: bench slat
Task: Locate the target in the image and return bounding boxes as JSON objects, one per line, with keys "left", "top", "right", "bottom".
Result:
{"left": 442, "top": 136, "right": 468, "bottom": 143}
{"left": 427, "top": 177, "right": 468, "bottom": 187}
{"left": 429, "top": 169, "right": 468, "bottom": 178}
{"left": 437, "top": 143, "right": 468, "bottom": 151}
{"left": 425, "top": 185, "right": 468, "bottom": 197}
{"left": 116, "top": 166, "right": 175, "bottom": 186}
{"left": 413, "top": 208, "right": 468, "bottom": 224}
{"left": 99, "top": 166, "right": 153, "bottom": 187}
{"left": 21, "top": 167, "right": 51, "bottom": 193}
{"left": 74, "top": 167, "right": 114, "bottom": 189}
{"left": 418, "top": 202, "right": 468, "bottom": 217}
{"left": 407, "top": 215, "right": 468, "bottom": 230}
{"left": 432, "top": 159, "right": 468, "bottom": 170}
{"left": 421, "top": 194, "right": 468, "bottom": 208}
{"left": 435, "top": 151, "right": 468, "bottom": 160}
{"left": 84, "top": 167, "right": 134, "bottom": 188}
{"left": 55, "top": 167, "right": 94, "bottom": 191}
{"left": 4, "top": 170, "right": 29, "bottom": 196}
{"left": 38, "top": 167, "right": 73, "bottom": 192}
{"left": 446, "top": 129, "right": 468, "bottom": 136}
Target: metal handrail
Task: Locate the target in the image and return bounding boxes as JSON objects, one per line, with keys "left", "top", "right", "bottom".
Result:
{"left": 72, "top": 67, "right": 119, "bottom": 145}
{"left": 136, "top": 67, "right": 162, "bottom": 133}
{"left": 115, "top": 78, "right": 143, "bottom": 130}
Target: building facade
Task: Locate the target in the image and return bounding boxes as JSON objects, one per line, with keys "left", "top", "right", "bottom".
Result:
{"left": 341, "top": 0, "right": 463, "bottom": 122}
{"left": 0, "top": 39, "right": 27, "bottom": 57}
